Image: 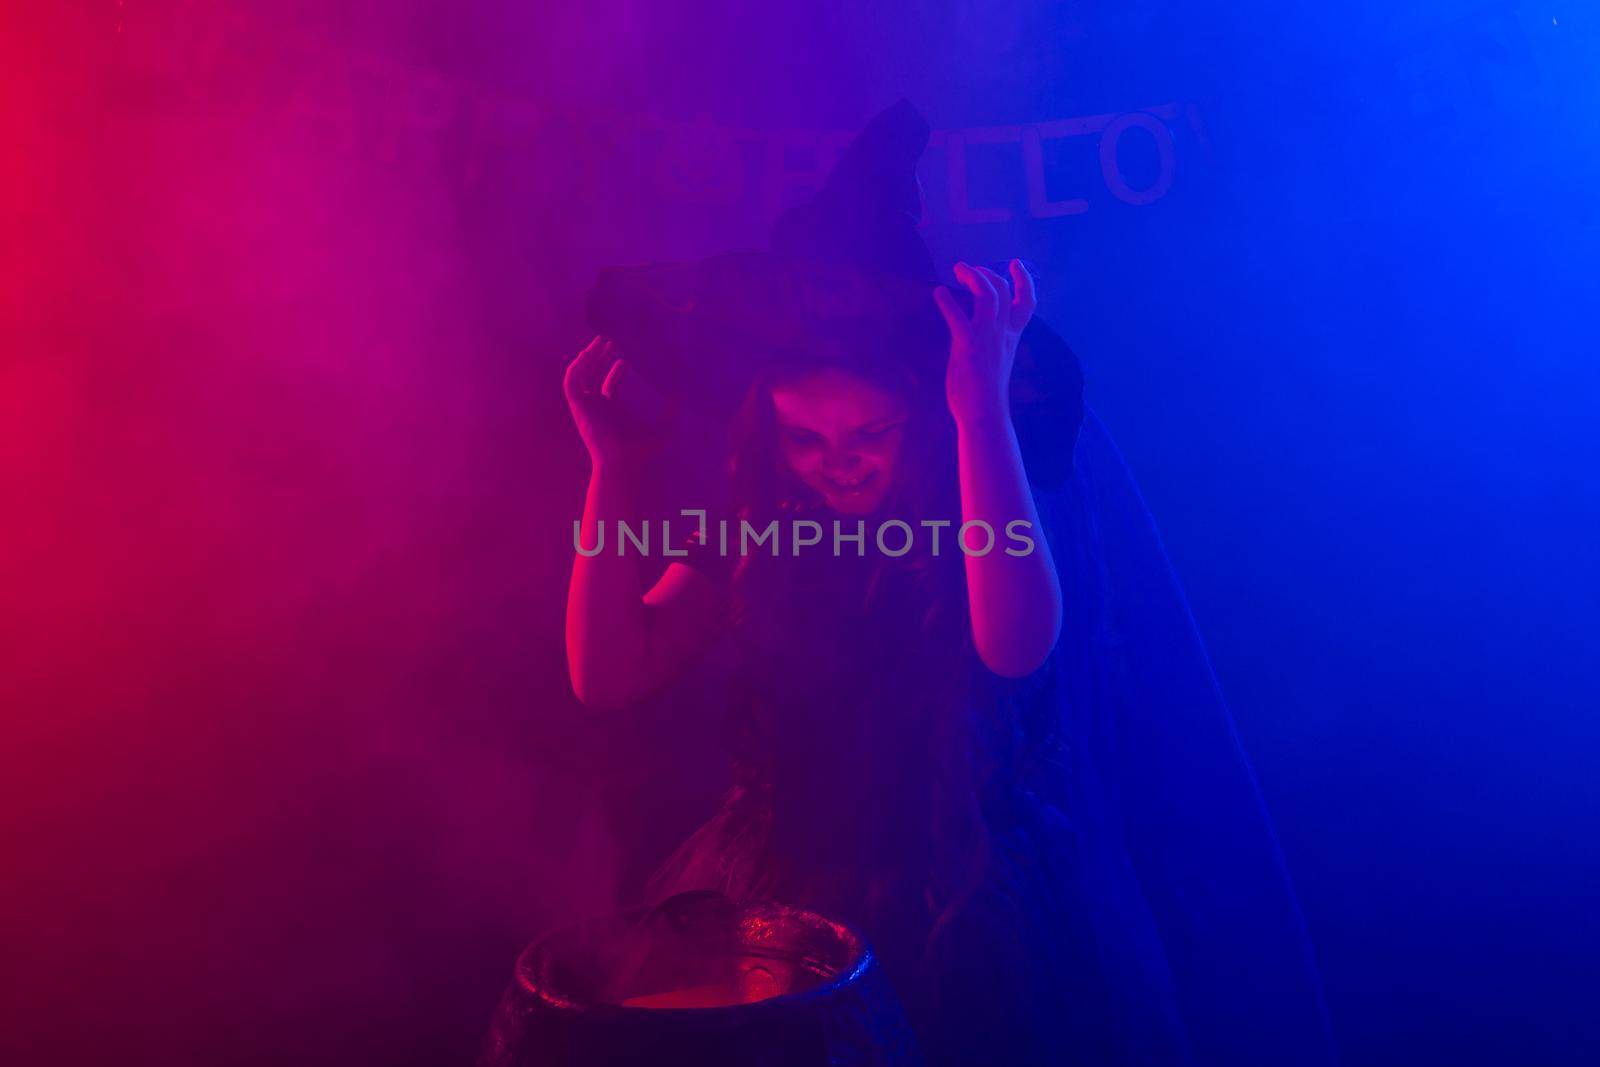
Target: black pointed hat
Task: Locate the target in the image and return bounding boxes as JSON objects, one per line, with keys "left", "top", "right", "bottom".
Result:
{"left": 585, "top": 99, "right": 1083, "bottom": 488}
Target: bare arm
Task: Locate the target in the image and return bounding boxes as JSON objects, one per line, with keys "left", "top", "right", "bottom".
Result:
{"left": 953, "top": 408, "right": 1062, "bottom": 677}
{"left": 562, "top": 337, "right": 728, "bottom": 709}
{"left": 936, "top": 261, "right": 1063, "bottom": 678}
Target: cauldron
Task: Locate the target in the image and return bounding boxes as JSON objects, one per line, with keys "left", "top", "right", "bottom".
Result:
{"left": 479, "top": 890, "right": 922, "bottom": 1066}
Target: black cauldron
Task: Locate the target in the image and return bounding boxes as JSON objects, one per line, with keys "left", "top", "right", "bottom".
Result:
{"left": 479, "top": 890, "right": 922, "bottom": 1066}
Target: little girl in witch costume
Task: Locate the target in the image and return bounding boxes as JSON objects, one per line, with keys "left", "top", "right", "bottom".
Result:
{"left": 563, "top": 101, "right": 1337, "bottom": 1066}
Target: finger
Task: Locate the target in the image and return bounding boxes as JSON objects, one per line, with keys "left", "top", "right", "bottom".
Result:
{"left": 1009, "top": 258, "right": 1037, "bottom": 329}
{"left": 563, "top": 335, "right": 606, "bottom": 398}
{"left": 565, "top": 335, "right": 604, "bottom": 374}
{"left": 953, "top": 262, "right": 998, "bottom": 324}
{"left": 599, "top": 356, "right": 629, "bottom": 400}
{"left": 581, "top": 339, "right": 619, "bottom": 394}
{"left": 566, "top": 342, "right": 608, "bottom": 404}
{"left": 932, "top": 285, "right": 969, "bottom": 337}
{"left": 575, "top": 335, "right": 608, "bottom": 363}
{"left": 568, "top": 335, "right": 609, "bottom": 379}
{"left": 972, "top": 264, "right": 1010, "bottom": 303}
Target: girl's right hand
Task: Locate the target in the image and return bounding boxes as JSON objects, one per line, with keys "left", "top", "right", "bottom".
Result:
{"left": 562, "top": 335, "right": 673, "bottom": 469}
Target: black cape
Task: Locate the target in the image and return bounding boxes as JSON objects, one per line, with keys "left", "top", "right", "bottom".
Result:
{"left": 1038, "top": 406, "right": 1338, "bottom": 1065}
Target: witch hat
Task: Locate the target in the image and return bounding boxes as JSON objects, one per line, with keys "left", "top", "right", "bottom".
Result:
{"left": 585, "top": 99, "right": 1083, "bottom": 488}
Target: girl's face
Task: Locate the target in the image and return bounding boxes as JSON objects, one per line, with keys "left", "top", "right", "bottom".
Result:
{"left": 770, "top": 367, "right": 908, "bottom": 516}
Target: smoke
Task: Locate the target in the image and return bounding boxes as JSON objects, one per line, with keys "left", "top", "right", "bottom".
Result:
{"left": 3, "top": 3, "right": 636, "bottom": 1062}
{"left": 6, "top": 2, "right": 1599, "bottom": 1065}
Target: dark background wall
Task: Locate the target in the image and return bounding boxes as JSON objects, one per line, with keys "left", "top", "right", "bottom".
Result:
{"left": 4, "top": 2, "right": 1596, "bottom": 1064}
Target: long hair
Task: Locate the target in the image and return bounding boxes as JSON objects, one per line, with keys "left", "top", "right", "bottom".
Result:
{"left": 719, "top": 334, "right": 998, "bottom": 971}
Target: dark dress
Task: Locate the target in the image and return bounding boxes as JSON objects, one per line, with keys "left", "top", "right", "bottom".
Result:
{"left": 646, "top": 409, "right": 1337, "bottom": 1066}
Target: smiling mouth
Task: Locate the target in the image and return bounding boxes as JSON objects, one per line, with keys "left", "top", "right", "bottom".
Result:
{"left": 822, "top": 471, "right": 878, "bottom": 494}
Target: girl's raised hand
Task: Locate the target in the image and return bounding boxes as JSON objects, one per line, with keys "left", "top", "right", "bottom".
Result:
{"left": 934, "top": 258, "right": 1037, "bottom": 427}
{"left": 562, "top": 335, "right": 673, "bottom": 468}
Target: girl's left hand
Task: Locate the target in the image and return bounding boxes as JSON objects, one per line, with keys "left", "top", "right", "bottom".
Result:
{"left": 934, "top": 259, "right": 1036, "bottom": 427}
